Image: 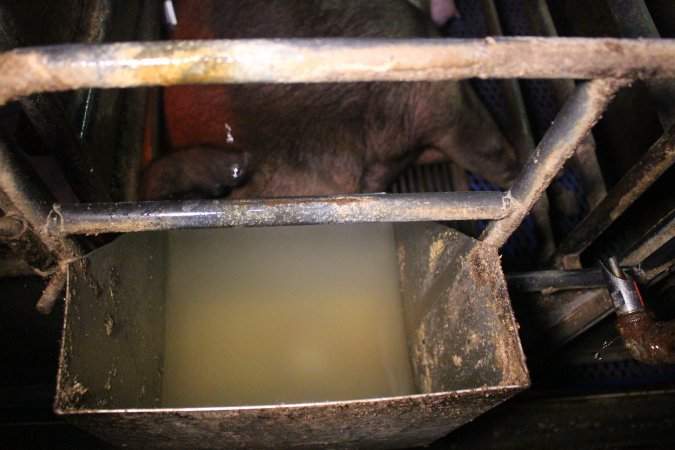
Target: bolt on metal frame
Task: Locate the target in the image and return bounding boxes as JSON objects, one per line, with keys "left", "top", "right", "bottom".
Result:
{"left": 0, "top": 37, "right": 674, "bottom": 309}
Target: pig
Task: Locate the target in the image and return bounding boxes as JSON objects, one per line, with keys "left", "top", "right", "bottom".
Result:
{"left": 408, "top": 0, "right": 461, "bottom": 26}
{"left": 140, "top": 0, "right": 518, "bottom": 200}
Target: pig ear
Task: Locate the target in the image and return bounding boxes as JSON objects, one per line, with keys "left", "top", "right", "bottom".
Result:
{"left": 430, "top": 0, "right": 460, "bottom": 27}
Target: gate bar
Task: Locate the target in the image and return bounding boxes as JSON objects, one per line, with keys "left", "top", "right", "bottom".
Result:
{"left": 48, "top": 192, "right": 510, "bottom": 235}
{"left": 1, "top": 38, "right": 674, "bottom": 105}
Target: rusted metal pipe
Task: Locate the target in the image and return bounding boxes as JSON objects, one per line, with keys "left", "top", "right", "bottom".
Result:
{"left": 0, "top": 38, "right": 674, "bottom": 105}
{"left": 47, "top": 191, "right": 510, "bottom": 235}
{"left": 601, "top": 257, "right": 675, "bottom": 365}
{"left": 616, "top": 311, "right": 675, "bottom": 365}
{"left": 481, "top": 78, "right": 629, "bottom": 248}
{"left": 552, "top": 124, "right": 675, "bottom": 262}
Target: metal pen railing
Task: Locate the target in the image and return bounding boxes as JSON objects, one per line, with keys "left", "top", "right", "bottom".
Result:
{"left": 1, "top": 37, "right": 674, "bottom": 311}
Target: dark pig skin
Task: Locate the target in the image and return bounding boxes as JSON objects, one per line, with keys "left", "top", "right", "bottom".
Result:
{"left": 141, "top": 0, "right": 519, "bottom": 200}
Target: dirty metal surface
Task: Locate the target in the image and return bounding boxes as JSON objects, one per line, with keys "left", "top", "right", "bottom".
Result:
{"left": 0, "top": 38, "right": 674, "bottom": 105}
{"left": 395, "top": 222, "right": 529, "bottom": 394}
{"left": 57, "top": 223, "right": 528, "bottom": 448}
{"left": 64, "top": 388, "right": 519, "bottom": 450}
{"left": 48, "top": 192, "right": 510, "bottom": 235}
{"left": 56, "top": 232, "right": 165, "bottom": 412}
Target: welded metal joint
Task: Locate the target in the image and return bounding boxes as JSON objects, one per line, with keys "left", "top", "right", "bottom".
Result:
{"left": 481, "top": 77, "right": 629, "bottom": 248}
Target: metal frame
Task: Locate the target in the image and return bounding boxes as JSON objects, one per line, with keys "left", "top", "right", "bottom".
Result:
{"left": 0, "top": 36, "right": 673, "bottom": 315}
{"left": 0, "top": 38, "right": 670, "bottom": 238}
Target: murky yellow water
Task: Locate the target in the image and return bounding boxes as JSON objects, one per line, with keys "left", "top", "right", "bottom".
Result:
{"left": 162, "top": 224, "right": 414, "bottom": 407}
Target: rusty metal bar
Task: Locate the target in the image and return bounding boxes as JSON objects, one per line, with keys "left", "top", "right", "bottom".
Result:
{"left": 481, "top": 78, "right": 628, "bottom": 247}
{"left": 552, "top": 124, "right": 675, "bottom": 261}
{"left": 0, "top": 38, "right": 674, "bottom": 105}
{"left": 47, "top": 192, "right": 510, "bottom": 235}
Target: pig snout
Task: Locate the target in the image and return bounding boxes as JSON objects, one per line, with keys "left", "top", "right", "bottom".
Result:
{"left": 140, "top": 147, "right": 248, "bottom": 200}
{"left": 408, "top": 0, "right": 460, "bottom": 27}
{"left": 145, "top": 0, "right": 518, "bottom": 200}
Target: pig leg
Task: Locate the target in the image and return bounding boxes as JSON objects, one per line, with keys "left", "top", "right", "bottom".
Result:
{"left": 418, "top": 81, "right": 520, "bottom": 188}
{"left": 140, "top": 147, "right": 248, "bottom": 200}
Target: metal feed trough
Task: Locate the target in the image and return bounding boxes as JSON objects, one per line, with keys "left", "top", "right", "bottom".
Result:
{"left": 0, "top": 32, "right": 674, "bottom": 449}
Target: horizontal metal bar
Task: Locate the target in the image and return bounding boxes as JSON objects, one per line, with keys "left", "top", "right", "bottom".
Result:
{"left": 48, "top": 192, "right": 510, "bottom": 235}
{"left": 1, "top": 38, "right": 674, "bottom": 105}
{"left": 506, "top": 269, "right": 606, "bottom": 293}
{"left": 506, "top": 267, "right": 639, "bottom": 293}
{"left": 481, "top": 78, "right": 629, "bottom": 247}
{"left": 553, "top": 123, "right": 675, "bottom": 260}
